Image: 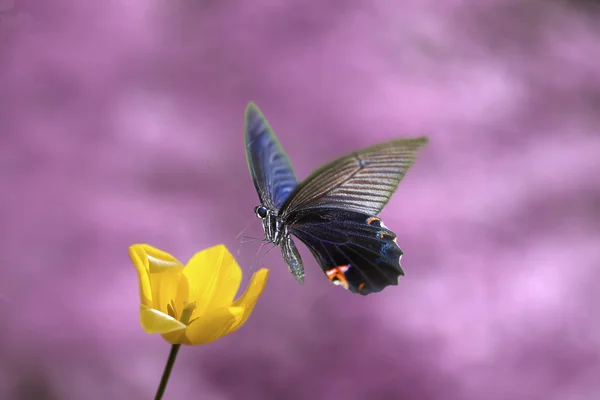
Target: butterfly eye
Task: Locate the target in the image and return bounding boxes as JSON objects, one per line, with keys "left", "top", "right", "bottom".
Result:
{"left": 254, "top": 206, "right": 268, "bottom": 219}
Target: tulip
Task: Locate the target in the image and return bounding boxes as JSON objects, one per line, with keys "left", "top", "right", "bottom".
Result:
{"left": 128, "top": 243, "right": 269, "bottom": 399}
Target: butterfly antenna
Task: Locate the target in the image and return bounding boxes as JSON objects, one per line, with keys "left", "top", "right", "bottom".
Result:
{"left": 240, "top": 235, "right": 265, "bottom": 244}
{"left": 248, "top": 242, "right": 270, "bottom": 272}
{"left": 262, "top": 243, "right": 278, "bottom": 257}
{"left": 235, "top": 216, "right": 265, "bottom": 256}
{"left": 255, "top": 241, "right": 270, "bottom": 258}
{"left": 235, "top": 217, "right": 256, "bottom": 240}
{"left": 248, "top": 258, "right": 259, "bottom": 273}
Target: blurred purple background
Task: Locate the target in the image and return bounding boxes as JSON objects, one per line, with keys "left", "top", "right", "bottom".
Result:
{"left": 1, "top": 0, "right": 599, "bottom": 399}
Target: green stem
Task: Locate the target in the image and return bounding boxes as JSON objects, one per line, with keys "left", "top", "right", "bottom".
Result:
{"left": 154, "top": 344, "right": 181, "bottom": 400}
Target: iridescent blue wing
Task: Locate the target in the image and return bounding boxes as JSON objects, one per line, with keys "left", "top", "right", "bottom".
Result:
{"left": 280, "top": 137, "right": 428, "bottom": 217}
{"left": 286, "top": 207, "right": 403, "bottom": 295}
{"left": 244, "top": 102, "right": 298, "bottom": 211}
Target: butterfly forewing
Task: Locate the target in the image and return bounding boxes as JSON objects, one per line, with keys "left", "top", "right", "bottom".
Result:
{"left": 280, "top": 137, "right": 428, "bottom": 217}
{"left": 245, "top": 102, "right": 299, "bottom": 210}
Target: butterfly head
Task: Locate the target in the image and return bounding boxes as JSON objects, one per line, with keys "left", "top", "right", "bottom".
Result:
{"left": 254, "top": 205, "right": 268, "bottom": 219}
{"left": 254, "top": 205, "right": 284, "bottom": 245}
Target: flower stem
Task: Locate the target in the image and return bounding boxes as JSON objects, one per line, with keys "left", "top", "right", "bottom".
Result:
{"left": 154, "top": 344, "right": 181, "bottom": 400}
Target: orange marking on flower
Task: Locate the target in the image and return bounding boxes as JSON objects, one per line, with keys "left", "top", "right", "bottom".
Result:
{"left": 326, "top": 265, "right": 350, "bottom": 290}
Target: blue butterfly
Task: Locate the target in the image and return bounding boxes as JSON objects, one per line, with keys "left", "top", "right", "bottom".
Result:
{"left": 245, "top": 102, "right": 428, "bottom": 295}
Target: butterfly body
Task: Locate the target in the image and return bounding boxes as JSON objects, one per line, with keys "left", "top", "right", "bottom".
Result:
{"left": 245, "top": 102, "right": 428, "bottom": 295}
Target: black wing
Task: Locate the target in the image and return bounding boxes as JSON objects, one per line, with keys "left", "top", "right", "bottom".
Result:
{"left": 245, "top": 102, "right": 298, "bottom": 210}
{"left": 280, "top": 137, "right": 428, "bottom": 217}
{"left": 286, "top": 208, "right": 404, "bottom": 295}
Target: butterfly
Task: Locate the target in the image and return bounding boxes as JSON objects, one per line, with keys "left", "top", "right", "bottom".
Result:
{"left": 244, "top": 102, "right": 428, "bottom": 295}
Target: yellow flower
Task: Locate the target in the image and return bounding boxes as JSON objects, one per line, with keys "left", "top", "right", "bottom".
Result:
{"left": 128, "top": 243, "right": 269, "bottom": 346}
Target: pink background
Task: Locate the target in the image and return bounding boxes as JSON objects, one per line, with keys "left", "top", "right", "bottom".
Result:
{"left": 1, "top": 0, "right": 599, "bottom": 399}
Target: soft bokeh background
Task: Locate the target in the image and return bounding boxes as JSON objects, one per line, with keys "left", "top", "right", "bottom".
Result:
{"left": 1, "top": 0, "right": 599, "bottom": 399}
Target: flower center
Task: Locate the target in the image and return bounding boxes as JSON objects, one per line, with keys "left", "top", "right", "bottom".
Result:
{"left": 179, "top": 301, "right": 197, "bottom": 325}
{"left": 166, "top": 300, "right": 198, "bottom": 325}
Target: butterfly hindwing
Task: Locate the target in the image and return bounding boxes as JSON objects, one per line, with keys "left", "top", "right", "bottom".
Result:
{"left": 286, "top": 208, "right": 404, "bottom": 295}
{"left": 245, "top": 102, "right": 298, "bottom": 210}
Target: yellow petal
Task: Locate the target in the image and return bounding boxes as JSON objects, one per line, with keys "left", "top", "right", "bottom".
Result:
{"left": 139, "top": 304, "right": 186, "bottom": 334}
{"left": 142, "top": 244, "right": 185, "bottom": 273}
{"left": 128, "top": 244, "right": 153, "bottom": 307}
{"left": 183, "top": 244, "right": 242, "bottom": 315}
{"left": 227, "top": 268, "right": 269, "bottom": 334}
{"left": 137, "top": 244, "right": 185, "bottom": 315}
{"left": 161, "top": 329, "right": 187, "bottom": 345}
{"left": 182, "top": 306, "right": 244, "bottom": 345}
